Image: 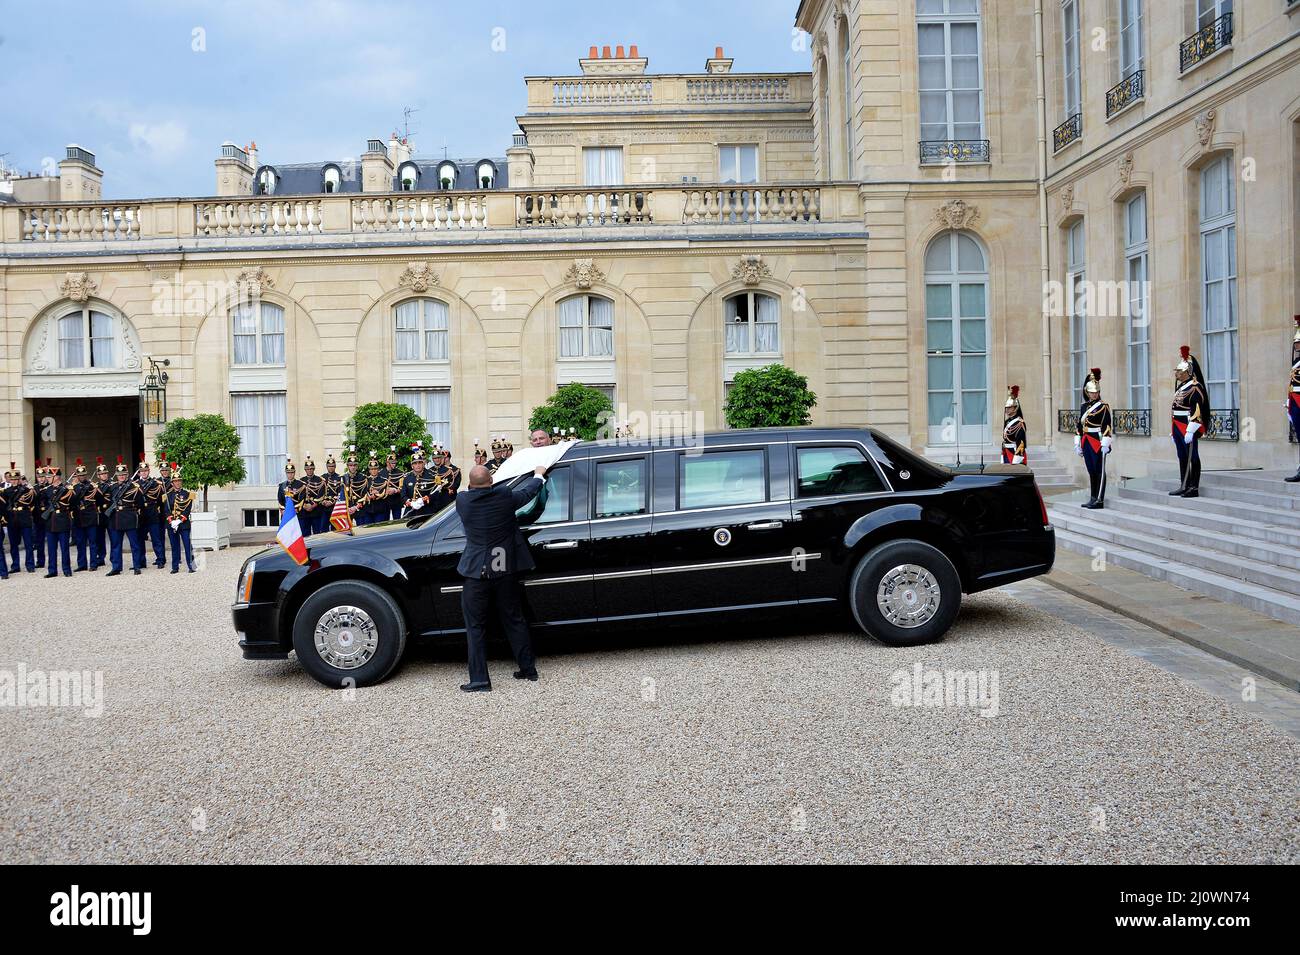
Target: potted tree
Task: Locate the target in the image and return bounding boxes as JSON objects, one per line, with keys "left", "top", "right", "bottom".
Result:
{"left": 344, "top": 402, "right": 434, "bottom": 471}
{"left": 154, "top": 414, "right": 246, "bottom": 550}
{"left": 723, "top": 363, "right": 817, "bottom": 429}
{"left": 529, "top": 383, "right": 616, "bottom": 441}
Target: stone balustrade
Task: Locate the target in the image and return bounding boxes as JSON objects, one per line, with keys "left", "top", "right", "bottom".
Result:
{"left": 4, "top": 182, "right": 858, "bottom": 245}
{"left": 527, "top": 73, "right": 813, "bottom": 111}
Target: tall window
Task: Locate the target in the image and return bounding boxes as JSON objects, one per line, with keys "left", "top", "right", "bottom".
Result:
{"left": 917, "top": 0, "right": 984, "bottom": 145}
{"left": 819, "top": 58, "right": 831, "bottom": 174}
{"left": 1124, "top": 193, "right": 1150, "bottom": 410}
{"left": 725, "top": 292, "right": 780, "bottom": 355}
{"left": 925, "top": 231, "right": 989, "bottom": 445}
{"left": 1061, "top": 0, "right": 1081, "bottom": 119}
{"left": 1119, "top": 0, "right": 1143, "bottom": 78}
{"left": 1200, "top": 155, "right": 1238, "bottom": 410}
{"left": 232, "top": 302, "right": 285, "bottom": 366}
{"left": 395, "top": 389, "right": 451, "bottom": 448}
{"left": 719, "top": 145, "right": 758, "bottom": 184}
{"left": 1067, "top": 220, "right": 1088, "bottom": 397}
{"left": 1198, "top": 0, "right": 1232, "bottom": 30}
{"left": 583, "top": 147, "right": 623, "bottom": 186}
{"left": 394, "top": 299, "right": 449, "bottom": 362}
{"left": 558, "top": 295, "right": 614, "bottom": 358}
{"left": 841, "top": 18, "right": 854, "bottom": 174}
{"left": 322, "top": 166, "right": 342, "bottom": 193}
{"left": 398, "top": 162, "right": 419, "bottom": 191}
{"left": 57, "top": 307, "right": 115, "bottom": 369}
{"left": 233, "top": 392, "right": 286, "bottom": 486}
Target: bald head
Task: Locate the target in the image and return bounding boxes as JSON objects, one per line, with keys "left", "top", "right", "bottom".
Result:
{"left": 468, "top": 465, "right": 492, "bottom": 488}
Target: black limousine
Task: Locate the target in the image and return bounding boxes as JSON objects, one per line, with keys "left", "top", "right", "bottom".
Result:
{"left": 233, "top": 427, "right": 1055, "bottom": 687}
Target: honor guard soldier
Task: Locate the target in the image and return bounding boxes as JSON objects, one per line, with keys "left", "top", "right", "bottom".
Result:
{"left": 42, "top": 465, "right": 75, "bottom": 578}
{"left": 360, "top": 451, "right": 386, "bottom": 525}
{"left": 472, "top": 439, "right": 488, "bottom": 468}
{"left": 1074, "top": 368, "right": 1113, "bottom": 509}
{"left": 486, "top": 436, "right": 507, "bottom": 474}
{"left": 71, "top": 458, "right": 103, "bottom": 571}
{"left": 137, "top": 454, "right": 167, "bottom": 568}
{"left": 277, "top": 458, "right": 302, "bottom": 523}
{"left": 94, "top": 458, "right": 112, "bottom": 569}
{"left": 106, "top": 456, "right": 145, "bottom": 575}
{"left": 297, "top": 454, "right": 326, "bottom": 537}
{"left": 1001, "top": 386, "right": 1027, "bottom": 465}
{"left": 322, "top": 451, "right": 344, "bottom": 528}
{"left": 6, "top": 463, "right": 37, "bottom": 573}
{"left": 340, "top": 447, "right": 370, "bottom": 526}
{"left": 166, "top": 465, "right": 197, "bottom": 573}
{"left": 32, "top": 460, "right": 48, "bottom": 569}
{"left": 400, "top": 446, "right": 438, "bottom": 517}
{"left": 0, "top": 467, "right": 10, "bottom": 580}
{"left": 1287, "top": 316, "right": 1300, "bottom": 484}
{"left": 378, "top": 447, "right": 404, "bottom": 521}
{"left": 429, "top": 442, "right": 462, "bottom": 510}
{"left": 1170, "top": 345, "right": 1210, "bottom": 498}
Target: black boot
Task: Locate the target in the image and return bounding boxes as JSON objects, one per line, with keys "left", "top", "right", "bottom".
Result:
{"left": 1168, "top": 486, "right": 1187, "bottom": 496}
{"left": 1285, "top": 468, "right": 1300, "bottom": 484}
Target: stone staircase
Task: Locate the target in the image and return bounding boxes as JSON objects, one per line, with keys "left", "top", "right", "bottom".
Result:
{"left": 1048, "top": 470, "right": 1300, "bottom": 627}
{"left": 1026, "top": 445, "right": 1077, "bottom": 490}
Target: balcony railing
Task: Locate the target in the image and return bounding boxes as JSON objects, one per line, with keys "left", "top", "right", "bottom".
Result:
{"left": 1057, "top": 408, "right": 1150, "bottom": 436}
{"left": 1180, "top": 13, "right": 1234, "bottom": 73}
{"left": 919, "top": 140, "right": 991, "bottom": 164}
{"left": 1053, "top": 113, "right": 1082, "bottom": 152}
{"left": 1204, "top": 408, "right": 1240, "bottom": 441}
{"left": 526, "top": 73, "right": 812, "bottom": 111}
{"left": 5, "top": 182, "right": 857, "bottom": 244}
{"left": 1105, "top": 70, "right": 1145, "bottom": 117}
{"left": 1057, "top": 410, "right": 1079, "bottom": 434}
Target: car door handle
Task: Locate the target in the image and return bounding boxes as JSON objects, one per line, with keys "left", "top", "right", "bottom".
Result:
{"left": 541, "top": 540, "right": 579, "bottom": 550}
{"left": 745, "top": 521, "right": 784, "bottom": 531}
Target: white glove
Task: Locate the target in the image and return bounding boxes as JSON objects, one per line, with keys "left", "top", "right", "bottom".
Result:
{"left": 1183, "top": 432, "right": 1194, "bottom": 445}
{"left": 169, "top": 519, "right": 181, "bottom": 531}
{"left": 1012, "top": 455, "right": 1024, "bottom": 465}
{"left": 1186, "top": 422, "right": 1200, "bottom": 437}
{"left": 1101, "top": 436, "right": 1112, "bottom": 454}
{"left": 1074, "top": 436, "right": 1083, "bottom": 457}
{"left": 407, "top": 498, "right": 424, "bottom": 511}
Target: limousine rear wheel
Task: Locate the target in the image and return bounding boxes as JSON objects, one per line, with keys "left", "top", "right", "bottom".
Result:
{"left": 291, "top": 581, "right": 408, "bottom": 688}
{"left": 849, "top": 540, "right": 961, "bottom": 646}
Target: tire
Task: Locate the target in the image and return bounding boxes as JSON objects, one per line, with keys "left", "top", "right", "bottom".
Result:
{"left": 848, "top": 539, "right": 961, "bottom": 647}
{"left": 291, "top": 580, "right": 408, "bottom": 688}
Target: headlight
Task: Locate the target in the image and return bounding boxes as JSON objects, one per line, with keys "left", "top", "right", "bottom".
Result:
{"left": 237, "top": 560, "right": 256, "bottom": 603}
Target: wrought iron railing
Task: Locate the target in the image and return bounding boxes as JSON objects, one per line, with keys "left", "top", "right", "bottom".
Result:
{"left": 1180, "top": 13, "right": 1234, "bottom": 73}
{"left": 1113, "top": 408, "right": 1151, "bottom": 436}
{"left": 919, "top": 140, "right": 991, "bottom": 164}
{"left": 1053, "top": 113, "right": 1082, "bottom": 152}
{"left": 1204, "top": 408, "right": 1240, "bottom": 441}
{"left": 1105, "top": 70, "right": 1144, "bottom": 117}
{"left": 1057, "top": 410, "right": 1080, "bottom": 434}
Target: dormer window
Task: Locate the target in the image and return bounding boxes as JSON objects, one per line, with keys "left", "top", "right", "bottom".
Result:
{"left": 322, "top": 165, "right": 342, "bottom": 193}
{"left": 397, "top": 161, "right": 420, "bottom": 192}
{"left": 437, "top": 161, "right": 458, "bottom": 190}
{"left": 476, "top": 160, "right": 497, "bottom": 189}
{"left": 255, "top": 166, "right": 278, "bottom": 195}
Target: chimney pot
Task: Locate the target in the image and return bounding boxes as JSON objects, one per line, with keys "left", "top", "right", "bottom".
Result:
{"left": 715, "top": 46, "right": 723, "bottom": 58}
{"left": 616, "top": 44, "right": 625, "bottom": 58}
{"left": 589, "top": 45, "right": 598, "bottom": 58}
{"left": 630, "top": 44, "right": 638, "bottom": 57}
{"left": 602, "top": 45, "right": 611, "bottom": 58}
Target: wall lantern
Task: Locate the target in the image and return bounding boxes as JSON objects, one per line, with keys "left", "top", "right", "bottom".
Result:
{"left": 139, "top": 356, "right": 170, "bottom": 425}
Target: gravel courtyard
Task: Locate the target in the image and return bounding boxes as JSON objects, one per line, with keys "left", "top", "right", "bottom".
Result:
{"left": 2, "top": 546, "right": 1296, "bottom": 864}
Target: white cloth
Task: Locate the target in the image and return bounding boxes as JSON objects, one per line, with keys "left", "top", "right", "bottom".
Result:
{"left": 490, "top": 443, "right": 572, "bottom": 485}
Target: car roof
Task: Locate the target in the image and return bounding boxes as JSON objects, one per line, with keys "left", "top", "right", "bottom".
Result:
{"left": 568, "top": 425, "right": 875, "bottom": 456}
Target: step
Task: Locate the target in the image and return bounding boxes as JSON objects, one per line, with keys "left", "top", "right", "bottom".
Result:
{"left": 1118, "top": 486, "right": 1300, "bottom": 531}
{"left": 1052, "top": 502, "right": 1300, "bottom": 572}
{"left": 1054, "top": 527, "right": 1300, "bottom": 627}
{"left": 1149, "top": 478, "right": 1300, "bottom": 511}
{"left": 1106, "top": 495, "right": 1300, "bottom": 550}
{"left": 1049, "top": 507, "right": 1300, "bottom": 598}
{"left": 1196, "top": 470, "right": 1300, "bottom": 496}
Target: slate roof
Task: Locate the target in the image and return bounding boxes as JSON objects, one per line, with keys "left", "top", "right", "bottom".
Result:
{"left": 257, "top": 156, "right": 507, "bottom": 196}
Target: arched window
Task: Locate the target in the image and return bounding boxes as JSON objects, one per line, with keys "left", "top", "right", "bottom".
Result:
{"left": 818, "top": 57, "right": 831, "bottom": 176}
{"left": 476, "top": 160, "right": 497, "bottom": 189}
{"left": 57, "top": 307, "right": 116, "bottom": 369}
{"left": 1124, "top": 192, "right": 1150, "bottom": 410}
{"left": 231, "top": 301, "right": 285, "bottom": 366}
{"left": 398, "top": 161, "right": 420, "bottom": 192}
{"left": 437, "top": 161, "right": 458, "bottom": 190}
{"left": 1066, "top": 219, "right": 1088, "bottom": 396}
{"left": 255, "top": 166, "right": 278, "bottom": 195}
{"left": 557, "top": 295, "right": 613, "bottom": 358}
{"left": 840, "top": 16, "right": 854, "bottom": 176}
{"left": 725, "top": 291, "right": 780, "bottom": 356}
{"left": 924, "top": 230, "right": 989, "bottom": 445}
{"left": 322, "top": 165, "right": 342, "bottom": 193}
{"left": 1199, "top": 154, "right": 1237, "bottom": 410}
{"left": 394, "top": 298, "right": 449, "bottom": 362}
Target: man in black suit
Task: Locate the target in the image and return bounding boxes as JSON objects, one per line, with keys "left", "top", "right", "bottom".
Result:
{"left": 454, "top": 463, "right": 547, "bottom": 692}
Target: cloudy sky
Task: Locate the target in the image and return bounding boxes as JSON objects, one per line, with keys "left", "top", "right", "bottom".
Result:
{"left": 0, "top": 0, "right": 812, "bottom": 199}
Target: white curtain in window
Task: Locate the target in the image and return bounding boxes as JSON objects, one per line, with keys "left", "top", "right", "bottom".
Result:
{"left": 263, "top": 393, "right": 287, "bottom": 480}
{"left": 754, "top": 294, "right": 780, "bottom": 353}
{"left": 583, "top": 147, "right": 623, "bottom": 186}
{"left": 425, "top": 389, "right": 451, "bottom": 447}
{"left": 395, "top": 301, "right": 421, "bottom": 360}
{"left": 424, "top": 300, "right": 449, "bottom": 360}
{"left": 89, "top": 311, "right": 114, "bottom": 368}
{"left": 558, "top": 297, "right": 584, "bottom": 357}
{"left": 724, "top": 296, "right": 746, "bottom": 354}
{"left": 232, "top": 304, "right": 258, "bottom": 365}
{"left": 59, "top": 313, "right": 84, "bottom": 368}
{"left": 261, "top": 304, "right": 285, "bottom": 364}
{"left": 232, "top": 394, "right": 261, "bottom": 485}
{"left": 588, "top": 297, "right": 613, "bottom": 356}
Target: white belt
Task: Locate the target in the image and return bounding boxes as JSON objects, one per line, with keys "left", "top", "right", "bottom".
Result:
{"left": 1172, "top": 410, "right": 1189, "bottom": 417}
{"left": 1291, "top": 386, "right": 1300, "bottom": 393}
{"left": 1003, "top": 443, "right": 1017, "bottom": 450}
{"left": 1085, "top": 428, "right": 1101, "bottom": 434}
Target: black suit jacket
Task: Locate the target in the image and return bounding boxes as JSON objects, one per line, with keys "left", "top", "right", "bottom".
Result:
{"left": 454, "top": 476, "right": 544, "bottom": 579}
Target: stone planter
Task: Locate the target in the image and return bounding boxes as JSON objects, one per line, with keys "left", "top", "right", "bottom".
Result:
{"left": 191, "top": 510, "right": 230, "bottom": 551}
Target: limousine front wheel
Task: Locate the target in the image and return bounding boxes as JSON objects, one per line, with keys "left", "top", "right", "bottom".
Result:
{"left": 849, "top": 540, "right": 961, "bottom": 646}
{"left": 291, "top": 581, "right": 408, "bottom": 688}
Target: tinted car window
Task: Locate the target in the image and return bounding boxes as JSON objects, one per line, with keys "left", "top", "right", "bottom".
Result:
{"left": 679, "top": 449, "right": 766, "bottom": 509}
{"left": 595, "top": 458, "right": 646, "bottom": 517}
{"left": 796, "top": 446, "right": 886, "bottom": 497}
{"left": 516, "top": 467, "right": 571, "bottom": 525}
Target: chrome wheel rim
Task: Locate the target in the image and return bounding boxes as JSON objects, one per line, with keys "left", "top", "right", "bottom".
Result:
{"left": 876, "top": 564, "right": 942, "bottom": 628}
{"left": 313, "top": 605, "right": 379, "bottom": 670}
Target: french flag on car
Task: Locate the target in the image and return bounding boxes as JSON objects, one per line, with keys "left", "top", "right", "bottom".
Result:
{"left": 277, "top": 494, "right": 309, "bottom": 565}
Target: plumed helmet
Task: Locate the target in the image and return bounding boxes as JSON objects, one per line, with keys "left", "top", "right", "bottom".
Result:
{"left": 1083, "top": 367, "right": 1101, "bottom": 398}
